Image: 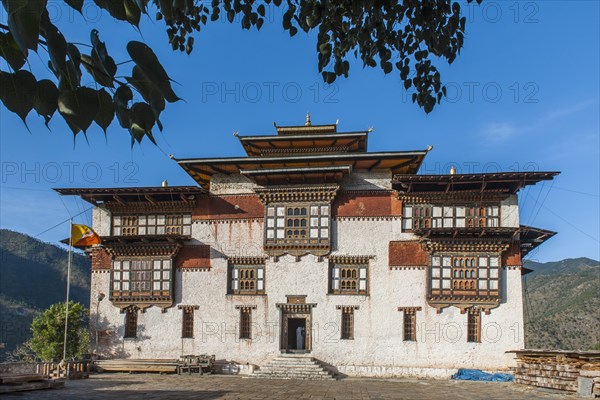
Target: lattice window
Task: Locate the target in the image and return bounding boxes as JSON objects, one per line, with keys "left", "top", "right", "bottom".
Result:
{"left": 340, "top": 307, "right": 355, "bottom": 340}
{"left": 239, "top": 308, "right": 252, "bottom": 339}
{"left": 112, "top": 213, "right": 192, "bottom": 236}
{"left": 120, "top": 216, "right": 138, "bottom": 235}
{"left": 124, "top": 307, "right": 138, "bottom": 338}
{"left": 403, "top": 205, "right": 500, "bottom": 230}
{"left": 229, "top": 263, "right": 265, "bottom": 295}
{"left": 181, "top": 308, "right": 194, "bottom": 338}
{"left": 430, "top": 255, "right": 500, "bottom": 298}
{"left": 330, "top": 264, "right": 368, "bottom": 295}
{"left": 467, "top": 309, "right": 481, "bottom": 343}
{"left": 111, "top": 259, "right": 172, "bottom": 300}
{"left": 265, "top": 204, "right": 330, "bottom": 245}
{"left": 403, "top": 311, "right": 417, "bottom": 341}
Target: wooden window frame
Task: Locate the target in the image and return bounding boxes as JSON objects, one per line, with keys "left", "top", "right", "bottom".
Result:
{"left": 467, "top": 309, "right": 482, "bottom": 343}
{"left": 239, "top": 308, "right": 252, "bottom": 340}
{"left": 111, "top": 258, "right": 173, "bottom": 301}
{"left": 181, "top": 308, "right": 195, "bottom": 339}
{"left": 330, "top": 263, "right": 368, "bottom": 295}
{"left": 112, "top": 213, "right": 192, "bottom": 236}
{"left": 229, "top": 263, "right": 265, "bottom": 295}
{"left": 264, "top": 203, "right": 330, "bottom": 246}
{"left": 124, "top": 308, "right": 138, "bottom": 338}
{"left": 403, "top": 312, "right": 417, "bottom": 341}
{"left": 429, "top": 254, "right": 500, "bottom": 299}
{"left": 340, "top": 308, "right": 355, "bottom": 340}
{"left": 403, "top": 205, "right": 500, "bottom": 231}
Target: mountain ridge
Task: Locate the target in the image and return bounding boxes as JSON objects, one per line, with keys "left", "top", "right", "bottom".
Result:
{"left": 523, "top": 257, "right": 599, "bottom": 350}
{"left": 0, "top": 229, "right": 91, "bottom": 358}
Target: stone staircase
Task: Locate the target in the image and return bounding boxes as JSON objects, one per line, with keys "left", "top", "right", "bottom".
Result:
{"left": 250, "top": 355, "right": 337, "bottom": 380}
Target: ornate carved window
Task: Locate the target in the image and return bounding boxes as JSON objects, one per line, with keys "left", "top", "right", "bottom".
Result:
{"left": 265, "top": 204, "right": 330, "bottom": 245}
{"left": 112, "top": 213, "right": 192, "bottom": 236}
{"left": 229, "top": 262, "right": 265, "bottom": 295}
{"left": 111, "top": 259, "right": 173, "bottom": 301}
{"left": 330, "top": 263, "right": 368, "bottom": 295}
{"left": 403, "top": 205, "right": 500, "bottom": 230}
{"left": 124, "top": 307, "right": 138, "bottom": 338}
{"left": 467, "top": 309, "right": 481, "bottom": 343}
{"left": 429, "top": 255, "right": 500, "bottom": 298}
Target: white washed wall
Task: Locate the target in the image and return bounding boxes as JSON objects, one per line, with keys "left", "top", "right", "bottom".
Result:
{"left": 90, "top": 171, "right": 524, "bottom": 376}
{"left": 92, "top": 207, "right": 111, "bottom": 236}
{"left": 501, "top": 195, "right": 519, "bottom": 227}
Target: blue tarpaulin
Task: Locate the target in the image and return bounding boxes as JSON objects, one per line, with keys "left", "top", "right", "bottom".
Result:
{"left": 451, "top": 369, "right": 514, "bottom": 382}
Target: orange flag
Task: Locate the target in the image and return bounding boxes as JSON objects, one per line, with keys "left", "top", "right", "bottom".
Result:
{"left": 71, "top": 224, "right": 101, "bottom": 247}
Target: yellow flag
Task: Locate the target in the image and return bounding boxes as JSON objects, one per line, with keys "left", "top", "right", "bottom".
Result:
{"left": 71, "top": 224, "right": 101, "bottom": 247}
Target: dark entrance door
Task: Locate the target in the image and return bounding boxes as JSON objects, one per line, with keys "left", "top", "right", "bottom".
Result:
{"left": 287, "top": 318, "right": 307, "bottom": 351}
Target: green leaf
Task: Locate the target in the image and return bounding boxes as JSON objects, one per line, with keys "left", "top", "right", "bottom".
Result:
{"left": 90, "top": 30, "right": 117, "bottom": 78}
{"left": 66, "top": 43, "right": 81, "bottom": 68}
{"left": 383, "top": 62, "right": 392, "bottom": 75}
{"left": 127, "top": 41, "right": 181, "bottom": 102}
{"left": 185, "top": 36, "right": 194, "bottom": 55}
{"left": 2, "top": 0, "right": 28, "bottom": 14}
{"left": 59, "top": 59, "right": 82, "bottom": 90}
{"left": 0, "top": 69, "right": 37, "bottom": 125}
{"left": 129, "top": 102, "right": 156, "bottom": 144}
{"left": 134, "top": 0, "right": 148, "bottom": 14}
{"left": 33, "top": 79, "right": 58, "bottom": 127}
{"left": 321, "top": 71, "right": 336, "bottom": 84}
{"left": 113, "top": 85, "right": 133, "bottom": 129}
{"left": 318, "top": 42, "right": 331, "bottom": 56}
{"left": 42, "top": 21, "right": 68, "bottom": 77}
{"left": 4, "top": 0, "right": 47, "bottom": 53}
{"left": 306, "top": 15, "right": 319, "bottom": 28}
{"left": 126, "top": 65, "right": 166, "bottom": 123}
{"left": 124, "top": 0, "right": 141, "bottom": 27}
{"left": 92, "top": 0, "right": 127, "bottom": 21}
{"left": 0, "top": 32, "right": 27, "bottom": 71}
{"left": 80, "top": 54, "right": 114, "bottom": 88}
{"left": 158, "top": 0, "right": 173, "bottom": 19}
{"left": 94, "top": 88, "right": 115, "bottom": 134}
{"left": 58, "top": 87, "right": 100, "bottom": 134}
{"left": 64, "top": 0, "right": 84, "bottom": 13}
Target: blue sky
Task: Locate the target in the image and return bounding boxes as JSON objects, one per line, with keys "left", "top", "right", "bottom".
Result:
{"left": 1, "top": 1, "right": 598, "bottom": 263}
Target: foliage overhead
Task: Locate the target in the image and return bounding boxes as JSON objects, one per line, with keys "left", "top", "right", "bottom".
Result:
{"left": 0, "top": 0, "right": 482, "bottom": 145}
{"left": 28, "top": 301, "right": 89, "bottom": 362}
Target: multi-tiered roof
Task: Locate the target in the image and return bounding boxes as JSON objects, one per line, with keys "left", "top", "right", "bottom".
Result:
{"left": 176, "top": 115, "right": 429, "bottom": 188}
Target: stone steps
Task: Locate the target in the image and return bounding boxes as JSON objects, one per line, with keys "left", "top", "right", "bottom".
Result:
{"left": 249, "top": 356, "right": 337, "bottom": 380}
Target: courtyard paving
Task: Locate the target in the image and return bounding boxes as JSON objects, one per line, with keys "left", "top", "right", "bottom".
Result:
{"left": 2, "top": 373, "right": 573, "bottom": 399}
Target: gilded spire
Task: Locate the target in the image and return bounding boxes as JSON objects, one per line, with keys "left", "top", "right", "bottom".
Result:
{"left": 305, "top": 112, "right": 311, "bottom": 126}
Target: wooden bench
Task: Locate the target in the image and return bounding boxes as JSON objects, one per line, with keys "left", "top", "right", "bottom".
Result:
{"left": 95, "top": 359, "right": 179, "bottom": 373}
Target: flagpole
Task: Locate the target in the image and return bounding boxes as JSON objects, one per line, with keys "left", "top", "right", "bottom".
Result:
{"left": 63, "top": 218, "right": 73, "bottom": 362}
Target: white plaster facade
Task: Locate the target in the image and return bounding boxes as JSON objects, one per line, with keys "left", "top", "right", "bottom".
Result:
{"left": 88, "top": 171, "right": 526, "bottom": 378}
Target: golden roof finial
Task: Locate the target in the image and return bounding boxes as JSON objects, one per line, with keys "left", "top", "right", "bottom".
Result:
{"left": 305, "top": 112, "right": 311, "bottom": 126}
